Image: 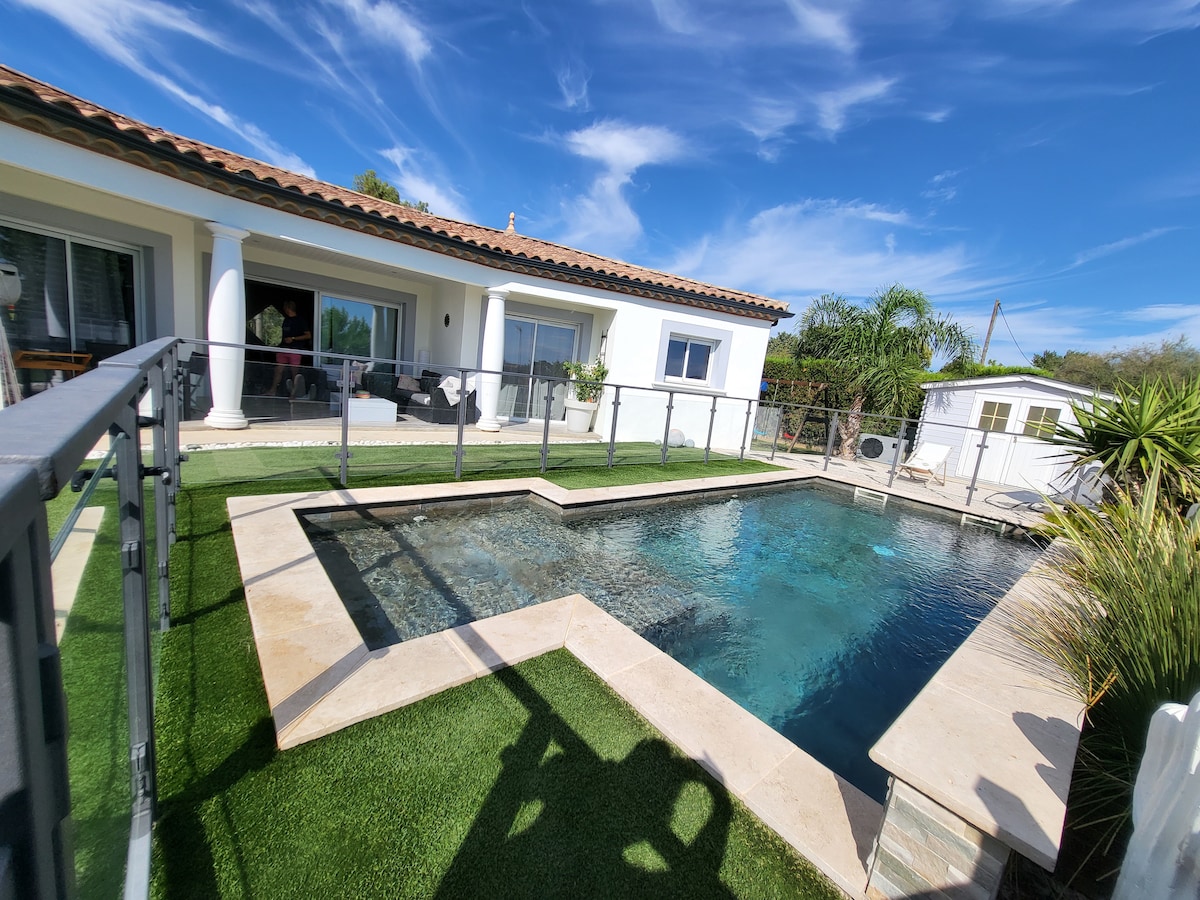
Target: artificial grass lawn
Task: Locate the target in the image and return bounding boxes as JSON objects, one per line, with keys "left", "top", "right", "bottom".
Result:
{"left": 178, "top": 440, "right": 777, "bottom": 488}
{"left": 59, "top": 454, "right": 836, "bottom": 898}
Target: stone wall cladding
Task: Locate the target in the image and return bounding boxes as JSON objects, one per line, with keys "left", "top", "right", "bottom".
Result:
{"left": 867, "top": 779, "right": 1011, "bottom": 900}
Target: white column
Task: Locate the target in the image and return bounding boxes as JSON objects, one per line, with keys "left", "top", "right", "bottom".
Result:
{"left": 476, "top": 288, "right": 507, "bottom": 432}
{"left": 204, "top": 222, "right": 250, "bottom": 429}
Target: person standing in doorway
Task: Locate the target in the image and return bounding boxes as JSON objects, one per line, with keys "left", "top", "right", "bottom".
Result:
{"left": 268, "top": 299, "right": 312, "bottom": 398}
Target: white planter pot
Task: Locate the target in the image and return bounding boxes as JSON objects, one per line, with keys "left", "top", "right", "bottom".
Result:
{"left": 563, "top": 396, "right": 598, "bottom": 433}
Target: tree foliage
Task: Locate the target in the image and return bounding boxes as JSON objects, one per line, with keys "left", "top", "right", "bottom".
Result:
{"left": 1033, "top": 338, "right": 1200, "bottom": 390}
{"left": 798, "top": 285, "right": 974, "bottom": 457}
{"left": 351, "top": 170, "right": 431, "bottom": 212}
{"left": 765, "top": 330, "right": 800, "bottom": 358}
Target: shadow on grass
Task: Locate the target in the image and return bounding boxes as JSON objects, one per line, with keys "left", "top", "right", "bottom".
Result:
{"left": 155, "top": 717, "right": 278, "bottom": 898}
{"left": 437, "top": 662, "right": 735, "bottom": 899}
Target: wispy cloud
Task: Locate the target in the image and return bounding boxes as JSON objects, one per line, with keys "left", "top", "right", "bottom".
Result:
{"left": 556, "top": 59, "right": 591, "bottom": 110}
{"left": 151, "top": 75, "right": 316, "bottom": 175}
{"left": 1129, "top": 303, "right": 1200, "bottom": 322}
{"left": 559, "top": 121, "right": 687, "bottom": 254}
{"left": 1068, "top": 227, "right": 1176, "bottom": 268}
{"left": 812, "top": 77, "right": 897, "bottom": 136}
{"left": 782, "top": 0, "right": 857, "bottom": 54}
{"left": 649, "top": 0, "right": 698, "bottom": 35}
{"left": 379, "top": 146, "right": 471, "bottom": 221}
{"left": 670, "top": 198, "right": 1000, "bottom": 301}
{"left": 10, "top": 0, "right": 227, "bottom": 70}
{"left": 11, "top": 0, "right": 317, "bottom": 174}
{"left": 322, "top": 0, "right": 432, "bottom": 67}
{"left": 983, "top": 0, "right": 1200, "bottom": 36}
{"left": 922, "top": 169, "right": 961, "bottom": 202}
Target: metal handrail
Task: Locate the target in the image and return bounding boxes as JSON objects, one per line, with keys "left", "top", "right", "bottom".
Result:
{"left": 0, "top": 337, "right": 180, "bottom": 900}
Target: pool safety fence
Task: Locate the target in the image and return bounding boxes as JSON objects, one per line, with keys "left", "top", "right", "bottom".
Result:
{"left": 175, "top": 338, "right": 769, "bottom": 485}
{"left": 752, "top": 396, "right": 1090, "bottom": 508}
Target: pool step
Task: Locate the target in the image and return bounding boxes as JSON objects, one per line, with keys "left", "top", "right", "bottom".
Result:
{"left": 960, "top": 513, "right": 1007, "bottom": 534}
{"left": 854, "top": 486, "right": 889, "bottom": 506}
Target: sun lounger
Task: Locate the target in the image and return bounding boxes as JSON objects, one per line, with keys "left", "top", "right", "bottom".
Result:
{"left": 898, "top": 442, "right": 951, "bottom": 485}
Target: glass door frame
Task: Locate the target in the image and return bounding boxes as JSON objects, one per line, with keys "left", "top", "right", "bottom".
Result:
{"left": 501, "top": 313, "right": 580, "bottom": 422}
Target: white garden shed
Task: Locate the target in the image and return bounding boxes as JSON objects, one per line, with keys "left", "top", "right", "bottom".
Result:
{"left": 913, "top": 374, "right": 1115, "bottom": 492}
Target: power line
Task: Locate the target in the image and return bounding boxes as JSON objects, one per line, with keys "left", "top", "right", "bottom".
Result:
{"left": 996, "top": 303, "right": 1035, "bottom": 367}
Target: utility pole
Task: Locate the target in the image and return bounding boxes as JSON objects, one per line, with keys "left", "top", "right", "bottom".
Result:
{"left": 979, "top": 298, "right": 1000, "bottom": 365}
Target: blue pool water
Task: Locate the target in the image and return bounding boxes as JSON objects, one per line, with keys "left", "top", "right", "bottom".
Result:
{"left": 303, "top": 484, "right": 1042, "bottom": 800}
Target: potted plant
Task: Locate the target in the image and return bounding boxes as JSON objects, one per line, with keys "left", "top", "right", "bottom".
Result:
{"left": 562, "top": 358, "right": 609, "bottom": 433}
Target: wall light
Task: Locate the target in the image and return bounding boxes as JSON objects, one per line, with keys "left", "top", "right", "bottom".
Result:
{"left": 444, "top": 313, "right": 451, "bottom": 327}
{"left": 598, "top": 331, "right": 608, "bottom": 361}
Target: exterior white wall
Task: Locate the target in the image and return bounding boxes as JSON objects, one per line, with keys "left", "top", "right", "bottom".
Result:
{"left": 429, "top": 282, "right": 477, "bottom": 368}
{"left": 594, "top": 295, "right": 771, "bottom": 450}
{"left": 916, "top": 379, "right": 1094, "bottom": 491}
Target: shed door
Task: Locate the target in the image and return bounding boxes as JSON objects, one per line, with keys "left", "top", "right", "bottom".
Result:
{"left": 956, "top": 400, "right": 1013, "bottom": 484}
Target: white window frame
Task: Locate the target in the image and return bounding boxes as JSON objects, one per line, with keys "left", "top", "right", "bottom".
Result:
{"left": 653, "top": 321, "right": 733, "bottom": 392}
{"left": 663, "top": 335, "right": 716, "bottom": 384}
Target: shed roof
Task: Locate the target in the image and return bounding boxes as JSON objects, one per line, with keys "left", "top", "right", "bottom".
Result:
{"left": 921, "top": 373, "right": 1118, "bottom": 401}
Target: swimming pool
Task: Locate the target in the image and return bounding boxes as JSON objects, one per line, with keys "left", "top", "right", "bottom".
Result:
{"left": 302, "top": 483, "right": 1042, "bottom": 799}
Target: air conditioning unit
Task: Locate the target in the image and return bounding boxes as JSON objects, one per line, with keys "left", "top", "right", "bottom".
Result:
{"left": 857, "top": 433, "right": 901, "bottom": 460}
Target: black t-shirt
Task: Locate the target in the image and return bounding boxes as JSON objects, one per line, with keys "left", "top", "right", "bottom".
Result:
{"left": 282, "top": 314, "right": 310, "bottom": 351}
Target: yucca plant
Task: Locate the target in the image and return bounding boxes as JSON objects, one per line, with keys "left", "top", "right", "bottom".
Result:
{"left": 1051, "top": 376, "right": 1200, "bottom": 509}
{"left": 1005, "top": 473, "right": 1200, "bottom": 875}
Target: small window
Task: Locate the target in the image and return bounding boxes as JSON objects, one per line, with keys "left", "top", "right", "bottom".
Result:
{"left": 665, "top": 337, "right": 715, "bottom": 383}
{"left": 977, "top": 401, "right": 1011, "bottom": 432}
{"left": 1024, "top": 406, "right": 1061, "bottom": 438}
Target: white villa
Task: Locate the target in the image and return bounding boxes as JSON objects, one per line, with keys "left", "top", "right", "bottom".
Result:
{"left": 0, "top": 64, "right": 790, "bottom": 444}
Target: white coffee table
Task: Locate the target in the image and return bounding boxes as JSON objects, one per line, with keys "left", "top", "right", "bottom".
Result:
{"left": 347, "top": 396, "right": 397, "bottom": 425}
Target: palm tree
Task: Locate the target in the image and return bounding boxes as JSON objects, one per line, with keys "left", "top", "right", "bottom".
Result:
{"left": 800, "top": 285, "right": 974, "bottom": 459}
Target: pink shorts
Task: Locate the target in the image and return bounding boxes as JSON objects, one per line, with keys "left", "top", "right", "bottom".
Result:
{"left": 277, "top": 352, "right": 301, "bottom": 367}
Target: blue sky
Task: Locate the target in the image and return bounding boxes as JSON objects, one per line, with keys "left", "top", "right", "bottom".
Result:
{"left": 3, "top": 0, "right": 1198, "bottom": 364}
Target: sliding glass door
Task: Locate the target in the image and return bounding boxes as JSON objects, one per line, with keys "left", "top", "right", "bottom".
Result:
{"left": 500, "top": 316, "right": 577, "bottom": 420}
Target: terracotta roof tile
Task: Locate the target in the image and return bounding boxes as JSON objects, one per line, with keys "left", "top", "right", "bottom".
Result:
{"left": 0, "top": 65, "right": 790, "bottom": 320}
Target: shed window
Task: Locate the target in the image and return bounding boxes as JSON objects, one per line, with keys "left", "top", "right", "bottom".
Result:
{"left": 977, "top": 401, "right": 1011, "bottom": 432}
{"left": 1023, "top": 406, "right": 1061, "bottom": 438}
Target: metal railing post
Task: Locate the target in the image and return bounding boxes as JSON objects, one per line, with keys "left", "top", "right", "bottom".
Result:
{"left": 339, "top": 360, "right": 352, "bottom": 487}
{"left": 966, "top": 430, "right": 989, "bottom": 506}
{"left": 823, "top": 412, "right": 840, "bottom": 470}
{"left": 606, "top": 386, "right": 621, "bottom": 469}
{"left": 705, "top": 396, "right": 717, "bottom": 464}
{"left": 660, "top": 392, "right": 675, "bottom": 465}
{"left": 114, "top": 398, "right": 156, "bottom": 898}
{"left": 539, "top": 378, "right": 554, "bottom": 474}
{"left": 769, "top": 404, "right": 785, "bottom": 459}
{"left": 740, "top": 399, "right": 753, "bottom": 461}
{"left": 163, "top": 345, "right": 181, "bottom": 548}
{"left": 148, "top": 362, "right": 172, "bottom": 631}
{"left": 886, "top": 418, "right": 908, "bottom": 488}
{"left": 455, "top": 368, "right": 469, "bottom": 480}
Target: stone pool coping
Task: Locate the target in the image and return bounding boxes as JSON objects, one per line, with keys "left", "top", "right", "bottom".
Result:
{"left": 869, "top": 550, "right": 1084, "bottom": 872}
{"left": 226, "top": 470, "right": 1080, "bottom": 897}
